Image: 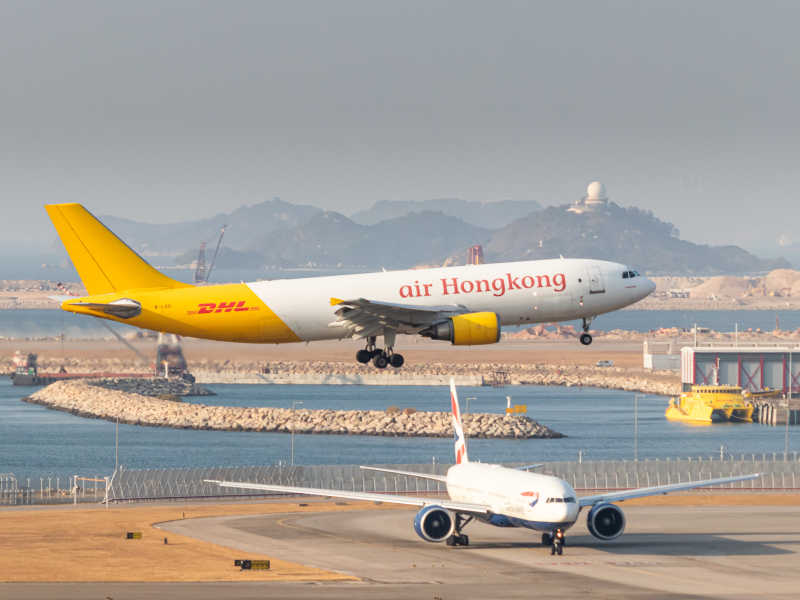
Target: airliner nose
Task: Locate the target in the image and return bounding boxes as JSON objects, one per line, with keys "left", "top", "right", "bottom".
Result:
{"left": 643, "top": 277, "right": 657, "bottom": 296}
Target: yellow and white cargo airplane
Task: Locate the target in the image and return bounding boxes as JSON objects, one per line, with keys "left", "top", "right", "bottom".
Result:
{"left": 46, "top": 203, "right": 656, "bottom": 367}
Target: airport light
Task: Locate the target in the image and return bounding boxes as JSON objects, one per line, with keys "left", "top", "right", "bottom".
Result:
{"left": 465, "top": 397, "right": 476, "bottom": 452}
{"left": 291, "top": 402, "right": 303, "bottom": 467}
{"left": 787, "top": 350, "right": 792, "bottom": 460}
{"left": 634, "top": 395, "right": 646, "bottom": 462}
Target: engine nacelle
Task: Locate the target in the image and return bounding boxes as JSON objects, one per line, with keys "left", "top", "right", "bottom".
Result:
{"left": 420, "top": 312, "right": 501, "bottom": 346}
{"left": 586, "top": 503, "right": 626, "bottom": 540}
{"left": 413, "top": 505, "right": 455, "bottom": 542}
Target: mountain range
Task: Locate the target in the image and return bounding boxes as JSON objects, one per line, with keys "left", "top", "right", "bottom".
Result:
{"left": 79, "top": 197, "right": 790, "bottom": 275}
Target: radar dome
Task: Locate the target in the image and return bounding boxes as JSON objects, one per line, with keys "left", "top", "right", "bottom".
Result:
{"left": 587, "top": 182, "right": 606, "bottom": 199}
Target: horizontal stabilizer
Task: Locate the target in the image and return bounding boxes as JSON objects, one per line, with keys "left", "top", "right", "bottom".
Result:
{"left": 359, "top": 466, "right": 448, "bottom": 482}
{"left": 65, "top": 298, "right": 142, "bottom": 319}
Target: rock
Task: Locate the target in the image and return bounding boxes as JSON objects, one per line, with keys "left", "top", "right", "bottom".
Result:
{"left": 22, "top": 379, "right": 564, "bottom": 439}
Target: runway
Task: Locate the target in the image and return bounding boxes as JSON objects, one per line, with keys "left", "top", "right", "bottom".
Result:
{"left": 5, "top": 503, "right": 799, "bottom": 599}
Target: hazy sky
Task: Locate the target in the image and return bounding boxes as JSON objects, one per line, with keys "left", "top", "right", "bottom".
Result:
{"left": 1, "top": 0, "right": 799, "bottom": 253}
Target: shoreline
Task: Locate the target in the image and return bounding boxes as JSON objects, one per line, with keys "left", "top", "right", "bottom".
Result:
{"left": 23, "top": 378, "right": 565, "bottom": 439}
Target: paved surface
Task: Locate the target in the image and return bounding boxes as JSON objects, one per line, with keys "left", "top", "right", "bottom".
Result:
{"left": 7, "top": 504, "right": 795, "bottom": 599}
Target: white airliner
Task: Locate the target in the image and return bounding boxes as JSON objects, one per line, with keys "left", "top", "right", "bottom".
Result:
{"left": 45, "top": 203, "right": 657, "bottom": 368}
{"left": 210, "top": 381, "right": 759, "bottom": 555}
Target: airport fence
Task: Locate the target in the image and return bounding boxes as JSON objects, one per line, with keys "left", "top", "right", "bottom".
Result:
{"left": 0, "top": 473, "right": 107, "bottom": 506}
{"left": 104, "top": 456, "right": 800, "bottom": 503}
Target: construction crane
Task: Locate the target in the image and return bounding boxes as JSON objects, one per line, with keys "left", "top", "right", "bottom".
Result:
{"left": 192, "top": 225, "right": 226, "bottom": 284}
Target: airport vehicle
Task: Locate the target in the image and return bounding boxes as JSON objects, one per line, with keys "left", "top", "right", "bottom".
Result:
{"left": 596, "top": 360, "right": 614, "bottom": 367}
{"left": 46, "top": 203, "right": 656, "bottom": 367}
{"left": 210, "top": 381, "right": 759, "bottom": 554}
{"left": 666, "top": 385, "right": 755, "bottom": 423}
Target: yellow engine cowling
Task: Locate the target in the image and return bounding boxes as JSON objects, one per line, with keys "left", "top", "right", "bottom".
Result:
{"left": 421, "top": 312, "right": 501, "bottom": 345}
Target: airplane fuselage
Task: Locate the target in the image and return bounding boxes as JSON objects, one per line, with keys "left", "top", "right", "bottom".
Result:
{"left": 446, "top": 462, "right": 580, "bottom": 532}
{"left": 62, "top": 258, "right": 654, "bottom": 344}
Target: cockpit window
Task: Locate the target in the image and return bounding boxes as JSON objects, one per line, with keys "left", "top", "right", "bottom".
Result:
{"left": 622, "top": 272, "right": 629, "bottom": 279}
{"left": 632, "top": 271, "right": 640, "bottom": 277}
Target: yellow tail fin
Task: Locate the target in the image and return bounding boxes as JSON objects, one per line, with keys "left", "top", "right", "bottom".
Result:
{"left": 45, "top": 203, "right": 193, "bottom": 295}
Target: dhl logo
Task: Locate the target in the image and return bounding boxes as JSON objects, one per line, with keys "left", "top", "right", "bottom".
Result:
{"left": 187, "top": 301, "right": 260, "bottom": 315}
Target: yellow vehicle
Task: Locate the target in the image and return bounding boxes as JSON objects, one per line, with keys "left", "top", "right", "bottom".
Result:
{"left": 743, "top": 388, "right": 783, "bottom": 400}
{"left": 666, "top": 385, "right": 754, "bottom": 423}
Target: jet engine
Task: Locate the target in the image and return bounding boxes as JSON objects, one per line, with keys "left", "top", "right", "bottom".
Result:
{"left": 586, "top": 503, "right": 626, "bottom": 540}
{"left": 420, "top": 312, "right": 501, "bottom": 346}
{"left": 413, "top": 505, "right": 455, "bottom": 542}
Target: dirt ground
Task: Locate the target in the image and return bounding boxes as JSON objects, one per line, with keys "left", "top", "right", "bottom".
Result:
{"left": 1, "top": 493, "right": 797, "bottom": 584}
{"left": 0, "top": 338, "right": 645, "bottom": 368}
{"left": 0, "top": 501, "right": 388, "bottom": 583}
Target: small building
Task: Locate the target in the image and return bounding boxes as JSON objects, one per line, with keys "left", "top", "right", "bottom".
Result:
{"left": 567, "top": 182, "right": 609, "bottom": 214}
{"left": 681, "top": 346, "right": 800, "bottom": 394}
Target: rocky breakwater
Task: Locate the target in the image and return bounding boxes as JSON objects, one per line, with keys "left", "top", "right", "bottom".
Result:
{"left": 22, "top": 379, "right": 563, "bottom": 439}
{"left": 84, "top": 377, "right": 216, "bottom": 397}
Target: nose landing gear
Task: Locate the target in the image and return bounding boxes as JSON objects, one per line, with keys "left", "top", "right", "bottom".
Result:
{"left": 580, "top": 317, "right": 595, "bottom": 346}
{"left": 544, "top": 530, "right": 565, "bottom": 555}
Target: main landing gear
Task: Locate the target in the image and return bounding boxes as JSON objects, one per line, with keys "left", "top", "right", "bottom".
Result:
{"left": 580, "top": 316, "right": 595, "bottom": 346}
{"left": 446, "top": 515, "right": 473, "bottom": 547}
{"left": 355, "top": 337, "right": 404, "bottom": 369}
{"left": 543, "top": 530, "right": 565, "bottom": 555}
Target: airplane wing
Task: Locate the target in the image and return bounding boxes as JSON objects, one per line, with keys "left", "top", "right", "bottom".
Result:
{"left": 359, "top": 465, "right": 448, "bottom": 483}
{"left": 578, "top": 473, "right": 761, "bottom": 507}
{"left": 327, "top": 298, "right": 467, "bottom": 340}
{"left": 207, "top": 480, "right": 490, "bottom": 515}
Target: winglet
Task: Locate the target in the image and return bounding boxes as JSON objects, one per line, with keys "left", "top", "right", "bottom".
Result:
{"left": 450, "top": 379, "right": 469, "bottom": 464}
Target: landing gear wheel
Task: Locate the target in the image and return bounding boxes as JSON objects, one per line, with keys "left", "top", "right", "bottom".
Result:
{"left": 372, "top": 354, "right": 388, "bottom": 369}
{"left": 371, "top": 348, "right": 384, "bottom": 358}
{"left": 446, "top": 534, "right": 469, "bottom": 546}
{"left": 580, "top": 333, "right": 592, "bottom": 346}
{"left": 549, "top": 544, "right": 556, "bottom": 555}
{"left": 389, "top": 354, "right": 404, "bottom": 368}
{"left": 542, "top": 533, "right": 553, "bottom": 546}
{"left": 356, "top": 350, "right": 371, "bottom": 364}
{"left": 556, "top": 543, "right": 563, "bottom": 555}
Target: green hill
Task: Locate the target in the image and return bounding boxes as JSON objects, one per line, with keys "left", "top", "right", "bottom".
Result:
{"left": 481, "top": 204, "right": 791, "bottom": 273}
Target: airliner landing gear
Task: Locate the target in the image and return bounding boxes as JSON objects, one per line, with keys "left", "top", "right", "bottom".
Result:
{"left": 545, "top": 530, "right": 565, "bottom": 555}
{"left": 580, "top": 317, "right": 595, "bottom": 346}
{"left": 446, "top": 515, "right": 472, "bottom": 546}
{"left": 357, "top": 334, "right": 404, "bottom": 368}
{"left": 356, "top": 338, "right": 380, "bottom": 364}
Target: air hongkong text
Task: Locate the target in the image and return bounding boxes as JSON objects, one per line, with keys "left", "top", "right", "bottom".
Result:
{"left": 399, "top": 273, "right": 567, "bottom": 299}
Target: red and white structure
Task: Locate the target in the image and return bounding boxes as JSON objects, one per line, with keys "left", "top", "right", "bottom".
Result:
{"left": 681, "top": 346, "right": 800, "bottom": 394}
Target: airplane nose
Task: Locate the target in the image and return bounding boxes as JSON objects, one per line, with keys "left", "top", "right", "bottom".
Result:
{"left": 644, "top": 277, "right": 657, "bottom": 296}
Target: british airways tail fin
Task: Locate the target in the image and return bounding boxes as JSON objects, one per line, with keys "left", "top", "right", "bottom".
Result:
{"left": 450, "top": 379, "right": 469, "bottom": 464}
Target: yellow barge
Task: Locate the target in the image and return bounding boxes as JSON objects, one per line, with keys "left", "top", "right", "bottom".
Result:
{"left": 666, "top": 385, "right": 754, "bottom": 423}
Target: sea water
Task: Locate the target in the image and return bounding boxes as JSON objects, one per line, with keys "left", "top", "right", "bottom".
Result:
{"left": 1, "top": 378, "right": 793, "bottom": 480}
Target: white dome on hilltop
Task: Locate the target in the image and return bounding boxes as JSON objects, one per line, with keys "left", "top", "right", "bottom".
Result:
{"left": 587, "top": 181, "right": 606, "bottom": 199}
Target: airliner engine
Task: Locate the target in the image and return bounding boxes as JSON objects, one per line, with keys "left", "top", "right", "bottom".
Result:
{"left": 420, "top": 312, "right": 501, "bottom": 346}
{"left": 413, "top": 505, "right": 455, "bottom": 542}
{"left": 586, "top": 503, "right": 626, "bottom": 540}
